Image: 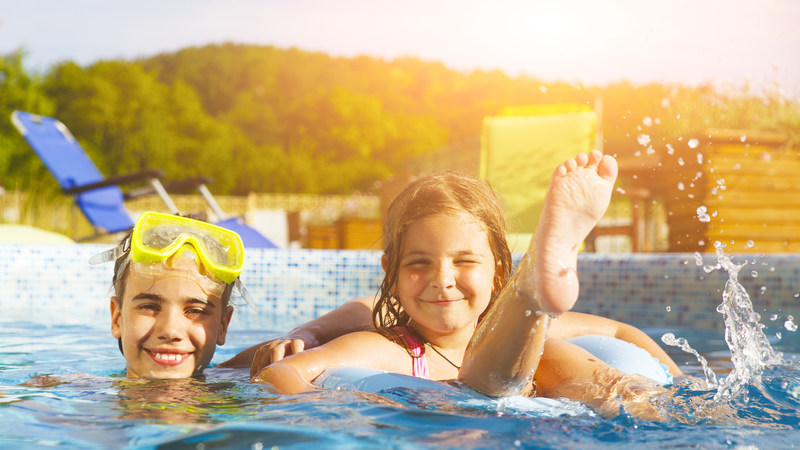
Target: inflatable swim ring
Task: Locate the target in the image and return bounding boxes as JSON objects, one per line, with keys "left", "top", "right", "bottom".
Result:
{"left": 315, "top": 334, "right": 672, "bottom": 395}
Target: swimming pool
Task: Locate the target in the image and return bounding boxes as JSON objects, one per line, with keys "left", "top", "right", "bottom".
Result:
{"left": 2, "top": 244, "right": 800, "bottom": 449}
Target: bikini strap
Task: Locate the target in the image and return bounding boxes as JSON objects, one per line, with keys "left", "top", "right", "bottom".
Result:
{"left": 392, "top": 326, "right": 429, "bottom": 379}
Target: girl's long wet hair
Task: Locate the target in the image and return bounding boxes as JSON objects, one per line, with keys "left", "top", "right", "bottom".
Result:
{"left": 372, "top": 171, "right": 513, "bottom": 340}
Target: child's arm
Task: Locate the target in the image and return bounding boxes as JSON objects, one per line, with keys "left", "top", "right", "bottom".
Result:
{"left": 218, "top": 296, "right": 375, "bottom": 371}
{"left": 535, "top": 338, "right": 665, "bottom": 420}
{"left": 251, "top": 331, "right": 406, "bottom": 394}
{"left": 547, "top": 312, "right": 683, "bottom": 376}
{"left": 459, "top": 254, "right": 550, "bottom": 397}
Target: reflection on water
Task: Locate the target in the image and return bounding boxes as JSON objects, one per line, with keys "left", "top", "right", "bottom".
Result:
{"left": 3, "top": 261, "right": 800, "bottom": 448}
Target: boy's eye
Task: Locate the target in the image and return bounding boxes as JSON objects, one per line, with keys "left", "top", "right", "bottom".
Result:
{"left": 137, "top": 304, "right": 159, "bottom": 313}
{"left": 186, "top": 308, "right": 209, "bottom": 317}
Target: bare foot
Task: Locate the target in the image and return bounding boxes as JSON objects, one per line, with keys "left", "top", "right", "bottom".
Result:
{"left": 532, "top": 150, "right": 618, "bottom": 313}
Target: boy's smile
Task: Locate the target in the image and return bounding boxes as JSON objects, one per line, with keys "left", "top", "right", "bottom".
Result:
{"left": 111, "top": 272, "right": 233, "bottom": 379}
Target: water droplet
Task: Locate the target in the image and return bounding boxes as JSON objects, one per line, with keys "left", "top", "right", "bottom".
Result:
{"left": 776, "top": 332, "right": 783, "bottom": 340}
{"left": 733, "top": 163, "right": 741, "bottom": 170}
{"left": 646, "top": 147, "right": 655, "bottom": 155}
{"left": 525, "top": 310, "right": 532, "bottom": 316}
{"left": 697, "top": 206, "right": 711, "bottom": 222}
{"left": 689, "top": 138, "right": 699, "bottom": 148}
{"left": 703, "top": 265, "right": 716, "bottom": 273}
{"left": 751, "top": 271, "right": 758, "bottom": 278}
{"left": 539, "top": 86, "right": 547, "bottom": 93}
{"left": 770, "top": 267, "right": 775, "bottom": 272}
{"left": 699, "top": 240, "right": 706, "bottom": 246}
{"left": 666, "top": 306, "right": 672, "bottom": 312}
{"left": 785, "top": 316, "right": 798, "bottom": 332}
{"left": 746, "top": 240, "right": 754, "bottom": 248}
{"left": 712, "top": 211, "right": 718, "bottom": 217}
{"left": 770, "top": 314, "right": 779, "bottom": 321}
{"left": 637, "top": 134, "right": 651, "bottom": 146}
{"left": 696, "top": 152, "right": 703, "bottom": 163}
{"left": 661, "top": 98, "right": 671, "bottom": 108}
{"left": 694, "top": 252, "right": 703, "bottom": 265}
{"left": 655, "top": 118, "right": 661, "bottom": 124}
{"left": 634, "top": 150, "right": 642, "bottom": 157}
{"left": 740, "top": 134, "right": 746, "bottom": 142}
{"left": 688, "top": 194, "right": 694, "bottom": 198}
{"left": 643, "top": 117, "right": 653, "bottom": 127}
{"left": 616, "top": 187, "right": 626, "bottom": 194}
{"left": 678, "top": 182, "right": 685, "bottom": 190}
{"left": 794, "top": 293, "right": 799, "bottom": 298}
{"left": 678, "top": 157, "right": 685, "bottom": 166}
{"left": 677, "top": 114, "right": 681, "bottom": 119}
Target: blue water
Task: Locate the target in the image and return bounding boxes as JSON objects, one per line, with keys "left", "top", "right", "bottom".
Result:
{"left": 2, "top": 321, "right": 800, "bottom": 449}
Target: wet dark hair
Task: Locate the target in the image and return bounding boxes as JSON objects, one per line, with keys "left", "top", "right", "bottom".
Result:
{"left": 372, "top": 171, "right": 512, "bottom": 342}
{"left": 112, "top": 221, "right": 234, "bottom": 355}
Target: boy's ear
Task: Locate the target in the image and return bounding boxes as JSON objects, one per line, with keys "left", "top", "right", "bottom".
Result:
{"left": 381, "top": 254, "right": 388, "bottom": 271}
{"left": 110, "top": 297, "right": 122, "bottom": 339}
{"left": 217, "top": 305, "right": 234, "bottom": 346}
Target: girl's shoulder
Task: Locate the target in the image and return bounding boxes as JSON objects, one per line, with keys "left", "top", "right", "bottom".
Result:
{"left": 323, "top": 329, "right": 402, "bottom": 351}
{"left": 319, "top": 330, "right": 414, "bottom": 375}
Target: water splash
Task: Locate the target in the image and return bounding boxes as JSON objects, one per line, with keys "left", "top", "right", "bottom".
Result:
{"left": 710, "top": 242, "right": 783, "bottom": 399}
{"left": 665, "top": 241, "right": 784, "bottom": 402}
{"left": 662, "top": 333, "right": 717, "bottom": 388}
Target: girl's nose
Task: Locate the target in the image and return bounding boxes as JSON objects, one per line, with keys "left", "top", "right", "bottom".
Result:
{"left": 430, "top": 264, "right": 456, "bottom": 290}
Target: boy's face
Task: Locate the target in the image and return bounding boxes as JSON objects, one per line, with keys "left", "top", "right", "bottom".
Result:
{"left": 111, "top": 271, "right": 233, "bottom": 379}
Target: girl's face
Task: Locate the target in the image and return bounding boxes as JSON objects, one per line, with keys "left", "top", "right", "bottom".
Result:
{"left": 393, "top": 212, "right": 498, "bottom": 337}
{"left": 110, "top": 271, "right": 233, "bottom": 379}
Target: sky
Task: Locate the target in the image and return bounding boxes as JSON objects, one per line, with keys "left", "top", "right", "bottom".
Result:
{"left": 1, "top": 0, "right": 799, "bottom": 89}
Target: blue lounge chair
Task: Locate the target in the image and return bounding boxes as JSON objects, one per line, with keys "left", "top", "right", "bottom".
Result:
{"left": 11, "top": 110, "right": 277, "bottom": 248}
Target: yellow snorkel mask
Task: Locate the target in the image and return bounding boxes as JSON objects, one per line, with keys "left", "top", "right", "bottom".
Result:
{"left": 89, "top": 212, "right": 250, "bottom": 302}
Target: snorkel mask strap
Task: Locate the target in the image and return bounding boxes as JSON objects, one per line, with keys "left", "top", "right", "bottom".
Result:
{"left": 89, "top": 237, "right": 130, "bottom": 265}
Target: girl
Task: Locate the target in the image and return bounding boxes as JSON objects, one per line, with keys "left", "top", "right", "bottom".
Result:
{"left": 252, "top": 151, "right": 676, "bottom": 415}
{"left": 90, "top": 212, "right": 245, "bottom": 379}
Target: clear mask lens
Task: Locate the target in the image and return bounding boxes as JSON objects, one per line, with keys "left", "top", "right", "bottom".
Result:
{"left": 128, "top": 245, "right": 227, "bottom": 298}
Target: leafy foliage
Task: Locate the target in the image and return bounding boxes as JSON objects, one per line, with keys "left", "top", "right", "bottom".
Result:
{"left": 1, "top": 44, "right": 798, "bottom": 198}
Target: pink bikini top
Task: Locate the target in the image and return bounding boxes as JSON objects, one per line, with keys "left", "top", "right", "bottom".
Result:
{"left": 393, "top": 326, "right": 429, "bottom": 379}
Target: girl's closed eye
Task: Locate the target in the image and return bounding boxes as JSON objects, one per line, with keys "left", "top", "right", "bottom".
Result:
{"left": 455, "top": 258, "right": 480, "bottom": 265}
{"left": 405, "top": 259, "right": 431, "bottom": 267}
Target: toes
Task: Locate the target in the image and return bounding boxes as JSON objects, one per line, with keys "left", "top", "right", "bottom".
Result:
{"left": 587, "top": 150, "right": 603, "bottom": 166}
{"left": 597, "top": 155, "right": 619, "bottom": 182}
{"left": 553, "top": 164, "right": 568, "bottom": 178}
{"left": 574, "top": 152, "right": 589, "bottom": 167}
{"left": 563, "top": 158, "right": 578, "bottom": 172}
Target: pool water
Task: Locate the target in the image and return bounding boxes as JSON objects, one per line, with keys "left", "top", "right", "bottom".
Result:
{"left": 3, "top": 321, "right": 800, "bottom": 450}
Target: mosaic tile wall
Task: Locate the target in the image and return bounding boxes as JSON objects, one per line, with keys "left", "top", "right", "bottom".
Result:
{"left": 1, "top": 243, "right": 799, "bottom": 334}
